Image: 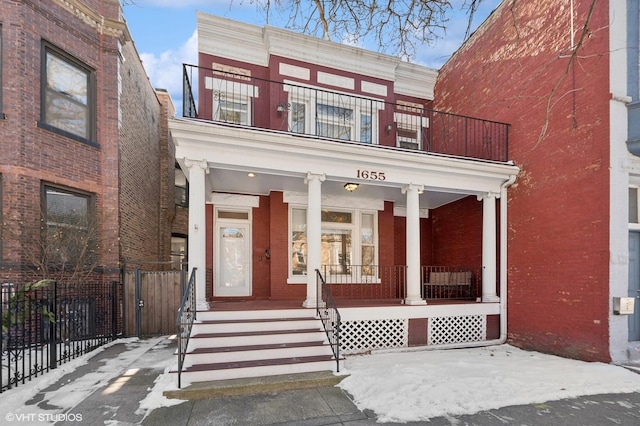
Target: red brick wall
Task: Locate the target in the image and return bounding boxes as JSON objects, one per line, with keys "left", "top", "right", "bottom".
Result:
{"left": 0, "top": 0, "right": 172, "bottom": 285}
{"left": 435, "top": 0, "right": 611, "bottom": 361}
{"left": 269, "top": 192, "right": 306, "bottom": 300}
{"left": 252, "top": 195, "right": 271, "bottom": 298}
{"left": 431, "top": 196, "right": 483, "bottom": 267}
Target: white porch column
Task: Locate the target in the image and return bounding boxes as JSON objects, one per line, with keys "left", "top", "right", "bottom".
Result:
{"left": 402, "top": 184, "right": 426, "bottom": 305}
{"left": 303, "top": 172, "right": 325, "bottom": 308}
{"left": 480, "top": 192, "right": 500, "bottom": 302}
{"left": 184, "top": 158, "right": 209, "bottom": 311}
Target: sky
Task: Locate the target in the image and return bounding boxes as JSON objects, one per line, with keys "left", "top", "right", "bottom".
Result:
{"left": 122, "top": 0, "right": 503, "bottom": 114}
{"left": 5, "top": 339, "right": 640, "bottom": 424}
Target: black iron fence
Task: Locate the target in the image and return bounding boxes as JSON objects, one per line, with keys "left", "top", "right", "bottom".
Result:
{"left": 1, "top": 280, "right": 120, "bottom": 393}
{"left": 316, "top": 269, "right": 340, "bottom": 372}
{"left": 182, "top": 64, "right": 509, "bottom": 162}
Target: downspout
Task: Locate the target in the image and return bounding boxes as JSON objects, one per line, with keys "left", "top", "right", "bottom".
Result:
{"left": 498, "top": 173, "right": 517, "bottom": 344}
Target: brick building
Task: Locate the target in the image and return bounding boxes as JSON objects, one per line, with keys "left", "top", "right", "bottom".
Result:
{"left": 0, "top": 0, "right": 182, "bottom": 287}
{"left": 169, "top": 13, "right": 520, "bottom": 382}
{"left": 435, "top": 0, "right": 639, "bottom": 364}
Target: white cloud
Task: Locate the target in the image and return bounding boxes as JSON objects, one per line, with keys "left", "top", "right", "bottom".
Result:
{"left": 139, "top": 29, "right": 198, "bottom": 115}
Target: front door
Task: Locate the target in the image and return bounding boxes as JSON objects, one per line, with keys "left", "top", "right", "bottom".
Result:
{"left": 215, "top": 210, "right": 252, "bottom": 297}
{"left": 628, "top": 232, "right": 640, "bottom": 341}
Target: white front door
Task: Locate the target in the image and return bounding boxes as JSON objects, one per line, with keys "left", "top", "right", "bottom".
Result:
{"left": 215, "top": 210, "right": 252, "bottom": 297}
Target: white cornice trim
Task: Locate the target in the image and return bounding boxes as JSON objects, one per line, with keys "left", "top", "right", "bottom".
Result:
{"left": 169, "top": 118, "right": 520, "bottom": 196}
{"left": 196, "top": 12, "right": 437, "bottom": 100}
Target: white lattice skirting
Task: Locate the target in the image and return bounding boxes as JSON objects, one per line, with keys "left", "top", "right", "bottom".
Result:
{"left": 340, "top": 315, "right": 488, "bottom": 354}
{"left": 341, "top": 318, "right": 408, "bottom": 355}
{"left": 428, "top": 315, "right": 487, "bottom": 345}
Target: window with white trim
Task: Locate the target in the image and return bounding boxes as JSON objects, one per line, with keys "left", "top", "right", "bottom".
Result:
{"left": 290, "top": 207, "right": 377, "bottom": 277}
{"left": 395, "top": 111, "right": 426, "bottom": 150}
{"left": 207, "top": 77, "right": 258, "bottom": 125}
{"left": 285, "top": 85, "right": 379, "bottom": 144}
{"left": 630, "top": 186, "right": 639, "bottom": 224}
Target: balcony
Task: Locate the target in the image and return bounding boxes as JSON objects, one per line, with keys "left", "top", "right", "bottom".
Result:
{"left": 182, "top": 64, "right": 509, "bottom": 163}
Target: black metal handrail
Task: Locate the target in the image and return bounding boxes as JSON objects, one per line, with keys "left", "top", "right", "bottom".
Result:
{"left": 315, "top": 269, "right": 341, "bottom": 373}
{"left": 175, "top": 267, "right": 196, "bottom": 389}
{"left": 181, "top": 63, "right": 509, "bottom": 162}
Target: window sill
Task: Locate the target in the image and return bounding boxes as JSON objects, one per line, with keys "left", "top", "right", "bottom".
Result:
{"left": 37, "top": 121, "right": 99, "bottom": 148}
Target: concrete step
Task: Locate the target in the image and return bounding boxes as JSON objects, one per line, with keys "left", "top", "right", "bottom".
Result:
{"left": 182, "top": 342, "right": 332, "bottom": 366}
{"left": 196, "top": 309, "right": 315, "bottom": 321}
{"left": 176, "top": 356, "right": 340, "bottom": 382}
{"left": 191, "top": 317, "right": 320, "bottom": 334}
{"left": 187, "top": 328, "right": 327, "bottom": 350}
{"left": 164, "top": 370, "right": 347, "bottom": 400}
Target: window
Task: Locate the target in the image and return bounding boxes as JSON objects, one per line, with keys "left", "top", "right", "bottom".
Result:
{"left": 171, "top": 235, "right": 187, "bottom": 270}
{"left": 285, "top": 85, "right": 380, "bottom": 144}
{"left": 43, "top": 186, "right": 94, "bottom": 266}
{"left": 175, "top": 165, "right": 188, "bottom": 207}
{"left": 208, "top": 77, "right": 258, "bottom": 125}
{"left": 41, "top": 43, "right": 95, "bottom": 141}
{"left": 395, "top": 111, "right": 426, "bottom": 150}
{"left": 290, "top": 208, "right": 377, "bottom": 277}
{"left": 630, "top": 187, "right": 639, "bottom": 224}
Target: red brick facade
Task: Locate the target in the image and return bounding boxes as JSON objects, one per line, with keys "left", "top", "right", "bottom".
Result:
{"left": 435, "top": 0, "right": 611, "bottom": 361}
{"left": 0, "top": 0, "right": 177, "bottom": 285}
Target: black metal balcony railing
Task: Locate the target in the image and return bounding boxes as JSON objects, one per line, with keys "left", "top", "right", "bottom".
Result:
{"left": 182, "top": 64, "right": 509, "bottom": 162}
{"left": 320, "top": 264, "right": 481, "bottom": 301}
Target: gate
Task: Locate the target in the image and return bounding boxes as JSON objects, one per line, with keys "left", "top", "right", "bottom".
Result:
{"left": 124, "top": 268, "right": 186, "bottom": 337}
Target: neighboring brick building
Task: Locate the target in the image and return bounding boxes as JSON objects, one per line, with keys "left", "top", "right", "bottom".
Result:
{"left": 0, "top": 0, "right": 181, "bottom": 286}
{"left": 435, "top": 0, "right": 639, "bottom": 363}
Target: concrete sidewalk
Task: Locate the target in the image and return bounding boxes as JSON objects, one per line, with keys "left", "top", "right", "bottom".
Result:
{"left": 10, "top": 336, "right": 640, "bottom": 425}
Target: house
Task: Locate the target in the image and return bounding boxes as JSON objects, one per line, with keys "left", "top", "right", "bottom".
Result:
{"left": 435, "top": 0, "right": 639, "bottom": 364}
{"left": 168, "top": 12, "right": 520, "bottom": 382}
{"left": 0, "top": 0, "right": 183, "bottom": 337}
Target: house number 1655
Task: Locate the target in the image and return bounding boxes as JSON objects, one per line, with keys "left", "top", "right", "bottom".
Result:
{"left": 357, "top": 170, "right": 386, "bottom": 181}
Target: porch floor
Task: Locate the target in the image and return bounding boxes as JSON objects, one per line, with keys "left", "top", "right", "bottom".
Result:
{"left": 205, "top": 298, "right": 478, "bottom": 311}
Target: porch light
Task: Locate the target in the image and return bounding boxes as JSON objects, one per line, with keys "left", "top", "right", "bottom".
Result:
{"left": 344, "top": 183, "right": 359, "bottom": 192}
{"left": 276, "top": 102, "right": 290, "bottom": 114}
{"left": 247, "top": 172, "right": 256, "bottom": 178}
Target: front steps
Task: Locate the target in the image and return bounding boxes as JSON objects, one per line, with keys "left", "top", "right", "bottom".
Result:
{"left": 176, "top": 309, "right": 342, "bottom": 383}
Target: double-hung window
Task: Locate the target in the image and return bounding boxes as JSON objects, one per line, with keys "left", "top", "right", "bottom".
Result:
{"left": 43, "top": 186, "right": 94, "bottom": 267}
{"left": 206, "top": 76, "right": 257, "bottom": 125}
{"left": 290, "top": 207, "right": 377, "bottom": 278}
{"left": 285, "top": 84, "right": 379, "bottom": 144}
{"left": 41, "top": 43, "right": 95, "bottom": 142}
{"left": 175, "top": 165, "right": 188, "bottom": 207}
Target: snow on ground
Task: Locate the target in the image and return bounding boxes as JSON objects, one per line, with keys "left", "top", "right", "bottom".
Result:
{"left": 338, "top": 344, "right": 640, "bottom": 423}
{"left": 3, "top": 337, "right": 184, "bottom": 424}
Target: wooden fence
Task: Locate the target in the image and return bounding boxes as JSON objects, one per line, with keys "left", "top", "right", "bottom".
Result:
{"left": 124, "top": 270, "right": 185, "bottom": 337}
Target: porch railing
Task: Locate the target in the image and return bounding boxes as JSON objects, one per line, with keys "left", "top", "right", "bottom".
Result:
{"left": 182, "top": 64, "right": 509, "bottom": 162}
{"left": 1, "top": 280, "right": 120, "bottom": 393}
{"left": 175, "top": 268, "right": 197, "bottom": 389}
{"left": 320, "top": 264, "right": 481, "bottom": 302}
{"left": 315, "top": 269, "right": 341, "bottom": 372}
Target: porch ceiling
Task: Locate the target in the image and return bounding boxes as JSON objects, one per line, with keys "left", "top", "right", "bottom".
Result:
{"left": 207, "top": 168, "right": 468, "bottom": 209}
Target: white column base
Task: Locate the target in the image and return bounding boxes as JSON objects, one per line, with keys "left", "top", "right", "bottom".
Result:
{"left": 196, "top": 301, "right": 210, "bottom": 311}
{"left": 404, "top": 297, "right": 427, "bottom": 306}
{"left": 302, "top": 298, "right": 318, "bottom": 308}
{"left": 482, "top": 295, "right": 500, "bottom": 303}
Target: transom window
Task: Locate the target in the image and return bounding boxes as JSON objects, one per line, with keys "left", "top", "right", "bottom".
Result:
{"left": 42, "top": 44, "right": 94, "bottom": 140}
{"left": 630, "top": 186, "right": 640, "bottom": 224}
{"left": 290, "top": 208, "right": 377, "bottom": 277}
